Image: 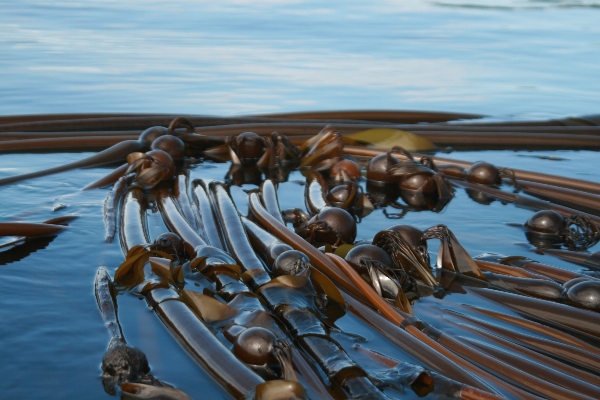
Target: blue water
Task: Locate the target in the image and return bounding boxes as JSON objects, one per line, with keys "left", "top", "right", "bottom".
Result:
{"left": 1, "top": 1, "right": 600, "bottom": 399}
{"left": 1, "top": 0, "right": 599, "bottom": 118}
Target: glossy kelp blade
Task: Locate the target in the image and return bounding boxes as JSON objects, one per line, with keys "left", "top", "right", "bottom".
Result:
{"left": 173, "top": 172, "right": 200, "bottom": 232}
{"left": 259, "top": 179, "right": 285, "bottom": 225}
{"left": 519, "top": 180, "right": 600, "bottom": 216}
{"left": 156, "top": 188, "right": 206, "bottom": 256}
{"left": 325, "top": 254, "right": 536, "bottom": 399}
{"left": 469, "top": 287, "right": 600, "bottom": 340}
{"left": 150, "top": 295, "right": 264, "bottom": 398}
{"left": 192, "top": 180, "right": 225, "bottom": 250}
{"left": 209, "top": 182, "right": 270, "bottom": 288}
{"left": 119, "top": 187, "right": 151, "bottom": 253}
{"left": 103, "top": 176, "right": 128, "bottom": 242}
{"left": 461, "top": 326, "right": 600, "bottom": 386}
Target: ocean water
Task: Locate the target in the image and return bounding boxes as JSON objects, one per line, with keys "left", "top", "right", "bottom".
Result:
{"left": 1, "top": 1, "right": 600, "bottom": 399}
{"left": 1, "top": 0, "right": 599, "bottom": 119}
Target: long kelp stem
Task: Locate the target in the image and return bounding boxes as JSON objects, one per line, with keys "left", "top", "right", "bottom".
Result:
{"left": 0, "top": 139, "right": 147, "bottom": 187}
{"left": 518, "top": 180, "right": 600, "bottom": 216}
{"left": 449, "top": 179, "right": 600, "bottom": 227}
{"left": 325, "top": 254, "right": 538, "bottom": 399}
{"left": 0, "top": 222, "right": 67, "bottom": 237}
{"left": 0, "top": 136, "right": 138, "bottom": 152}
{"left": 258, "top": 110, "right": 484, "bottom": 123}
{"left": 448, "top": 308, "right": 600, "bottom": 372}
{"left": 469, "top": 288, "right": 600, "bottom": 340}
{"left": 452, "top": 320, "right": 600, "bottom": 386}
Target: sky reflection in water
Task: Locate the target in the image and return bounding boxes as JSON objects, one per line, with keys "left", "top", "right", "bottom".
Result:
{"left": 1, "top": 0, "right": 599, "bottom": 118}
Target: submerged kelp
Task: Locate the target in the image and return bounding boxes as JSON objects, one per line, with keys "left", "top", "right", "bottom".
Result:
{"left": 2, "top": 112, "right": 600, "bottom": 399}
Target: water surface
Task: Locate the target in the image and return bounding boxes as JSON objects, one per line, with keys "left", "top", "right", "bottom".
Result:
{"left": 1, "top": 0, "right": 599, "bottom": 118}
{"left": 1, "top": 1, "right": 600, "bottom": 398}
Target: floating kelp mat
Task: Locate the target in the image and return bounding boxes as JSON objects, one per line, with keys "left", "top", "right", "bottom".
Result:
{"left": 1, "top": 112, "right": 600, "bottom": 399}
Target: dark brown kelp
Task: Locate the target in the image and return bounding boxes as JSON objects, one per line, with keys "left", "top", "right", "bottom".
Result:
{"left": 117, "top": 188, "right": 266, "bottom": 399}
{"left": 14, "top": 112, "right": 600, "bottom": 399}
{"left": 326, "top": 254, "right": 538, "bottom": 400}
{"left": 468, "top": 287, "right": 600, "bottom": 339}
{"left": 344, "top": 145, "right": 600, "bottom": 195}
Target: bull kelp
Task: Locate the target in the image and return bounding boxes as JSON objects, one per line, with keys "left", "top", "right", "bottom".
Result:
{"left": 2, "top": 112, "right": 600, "bottom": 399}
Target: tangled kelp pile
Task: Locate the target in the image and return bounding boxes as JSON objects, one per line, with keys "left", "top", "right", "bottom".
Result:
{"left": 2, "top": 112, "right": 600, "bottom": 399}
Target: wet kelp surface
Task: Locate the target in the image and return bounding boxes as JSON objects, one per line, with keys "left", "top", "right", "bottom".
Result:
{"left": 1, "top": 113, "right": 600, "bottom": 399}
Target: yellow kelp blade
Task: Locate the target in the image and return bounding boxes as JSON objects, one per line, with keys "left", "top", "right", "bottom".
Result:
{"left": 183, "top": 290, "right": 240, "bottom": 323}
{"left": 343, "top": 128, "right": 436, "bottom": 151}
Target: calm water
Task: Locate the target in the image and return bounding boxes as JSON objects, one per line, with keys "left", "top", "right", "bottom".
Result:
{"left": 1, "top": 0, "right": 599, "bottom": 118}
{"left": 1, "top": 1, "right": 600, "bottom": 399}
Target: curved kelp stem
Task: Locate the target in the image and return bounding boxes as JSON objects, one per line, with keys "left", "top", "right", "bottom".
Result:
{"left": 150, "top": 199, "right": 333, "bottom": 399}
{"left": 84, "top": 163, "right": 129, "bottom": 191}
{"left": 249, "top": 192, "right": 364, "bottom": 301}
{"left": 118, "top": 189, "right": 265, "bottom": 399}
{"left": 191, "top": 180, "right": 225, "bottom": 250}
{"left": 0, "top": 136, "right": 156, "bottom": 187}
{"left": 208, "top": 185, "right": 396, "bottom": 399}
{"left": 208, "top": 182, "right": 271, "bottom": 289}
{"left": 173, "top": 172, "right": 200, "bottom": 232}
{"left": 259, "top": 179, "right": 285, "bottom": 225}
{"left": 156, "top": 188, "right": 206, "bottom": 256}
{"left": 119, "top": 187, "right": 151, "bottom": 252}
{"left": 103, "top": 175, "right": 128, "bottom": 242}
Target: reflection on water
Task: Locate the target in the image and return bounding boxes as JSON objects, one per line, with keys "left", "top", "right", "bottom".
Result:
{"left": 1, "top": 1, "right": 599, "bottom": 117}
